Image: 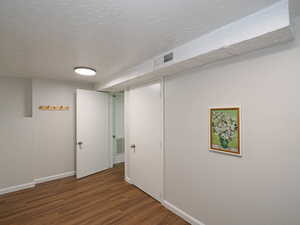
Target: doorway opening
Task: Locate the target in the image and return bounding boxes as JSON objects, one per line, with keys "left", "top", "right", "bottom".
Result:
{"left": 111, "top": 92, "right": 125, "bottom": 167}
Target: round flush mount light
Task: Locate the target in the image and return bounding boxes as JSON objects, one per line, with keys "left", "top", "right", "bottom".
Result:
{"left": 74, "top": 67, "right": 96, "bottom": 76}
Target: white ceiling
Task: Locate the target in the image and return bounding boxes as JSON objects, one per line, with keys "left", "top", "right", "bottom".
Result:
{"left": 0, "top": 0, "right": 298, "bottom": 84}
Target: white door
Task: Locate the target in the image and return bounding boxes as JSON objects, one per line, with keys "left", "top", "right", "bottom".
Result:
{"left": 127, "top": 82, "right": 162, "bottom": 201}
{"left": 76, "top": 89, "right": 110, "bottom": 179}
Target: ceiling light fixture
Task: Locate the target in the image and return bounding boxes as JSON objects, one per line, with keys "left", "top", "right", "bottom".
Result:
{"left": 74, "top": 67, "right": 96, "bottom": 76}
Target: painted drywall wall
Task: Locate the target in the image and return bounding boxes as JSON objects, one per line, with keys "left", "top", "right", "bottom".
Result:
{"left": 164, "top": 17, "right": 300, "bottom": 225}
{"left": 0, "top": 78, "right": 34, "bottom": 189}
{"left": 114, "top": 94, "right": 124, "bottom": 139}
{"left": 0, "top": 78, "right": 91, "bottom": 190}
{"left": 32, "top": 79, "right": 92, "bottom": 179}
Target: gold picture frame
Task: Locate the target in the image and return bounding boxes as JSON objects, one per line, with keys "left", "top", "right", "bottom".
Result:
{"left": 209, "top": 107, "right": 241, "bottom": 156}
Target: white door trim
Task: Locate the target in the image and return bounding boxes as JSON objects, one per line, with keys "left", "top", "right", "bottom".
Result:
{"left": 160, "top": 77, "right": 166, "bottom": 202}
{"left": 124, "top": 88, "right": 130, "bottom": 181}
{"left": 109, "top": 94, "right": 114, "bottom": 168}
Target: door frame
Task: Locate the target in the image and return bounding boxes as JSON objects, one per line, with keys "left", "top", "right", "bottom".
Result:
{"left": 124, "top": 78, "right": 165, "bottom": 203}
{"left": 109, "top": 94, "right": 114, "bottom": 168}
{"left": 109, "top": 92, "right": 125, "bottom": 166}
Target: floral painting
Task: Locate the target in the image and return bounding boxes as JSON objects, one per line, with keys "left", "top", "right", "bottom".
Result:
{"left": 210, "top": 107, "right": 241, "bottom": 156}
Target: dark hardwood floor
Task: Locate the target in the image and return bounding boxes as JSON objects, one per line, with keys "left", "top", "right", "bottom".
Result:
{"left": 0, "top": 163, "right": 189, "bottom": 225}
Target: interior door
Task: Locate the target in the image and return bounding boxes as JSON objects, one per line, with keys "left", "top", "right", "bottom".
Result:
{"left": 76, "top": 89, "right": 110, "bottom": 179}
{"left": 128, "top": 82, "right": 162, "bottom": 201}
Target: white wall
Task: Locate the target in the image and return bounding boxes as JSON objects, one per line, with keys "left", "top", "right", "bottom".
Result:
{"left": 0, "top": 78, "right": 91, "bottom": 190}
{"left": 164, "top": 18, "right": 300, "bottom": 225}
{"left": 0, "top": 78, "right": 34, "bottom": 189}
{"left": 114, "top": 93, "right": 124, "bottom": 139}
{"left": 32, "top": 79, "right": 91, "bottom": 179}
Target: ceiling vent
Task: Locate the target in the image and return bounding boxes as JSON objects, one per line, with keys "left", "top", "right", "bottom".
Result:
{"left": 154, "top": 52, "right": 174, "bottom": 69}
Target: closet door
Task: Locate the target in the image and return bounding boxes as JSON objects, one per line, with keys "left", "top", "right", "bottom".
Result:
{"left": 127, "top": 82, "right": 162, "bottom": 201}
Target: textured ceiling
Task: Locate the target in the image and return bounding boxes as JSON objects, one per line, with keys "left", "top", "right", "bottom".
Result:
{"left": 0, "top": 0, "right": 297, "bottom": 83}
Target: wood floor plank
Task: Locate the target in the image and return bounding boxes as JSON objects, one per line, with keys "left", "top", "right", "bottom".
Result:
{"left": 0, "top": 163, "right": 189, "bottom": 225}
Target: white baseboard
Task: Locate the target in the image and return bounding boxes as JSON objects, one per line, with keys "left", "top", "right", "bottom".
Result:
{"left": 0, "top": 182, "right": 35, "bottom": 195}
{"left": 162, "top": 200, "right": 205, "bottom": 225}
{"left": 34, "top": 171, "right": 75, "bottom": 184}
{"left": 0, "top": 171, "right": 75, "bottom": 196}
{"left": 125, "top": 176, "right": 132, "bottom": 184}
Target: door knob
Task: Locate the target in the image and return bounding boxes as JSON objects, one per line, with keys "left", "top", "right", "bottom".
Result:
{"left": 130, "top": 144, "right": 136, "bottom": 152}
{"left": 78, "top": 142, "right": 83, "bottom": 148}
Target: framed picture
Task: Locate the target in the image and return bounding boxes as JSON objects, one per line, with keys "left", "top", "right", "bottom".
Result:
{"left": 209, "top": 107, "right": 241, "bottom": 156}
